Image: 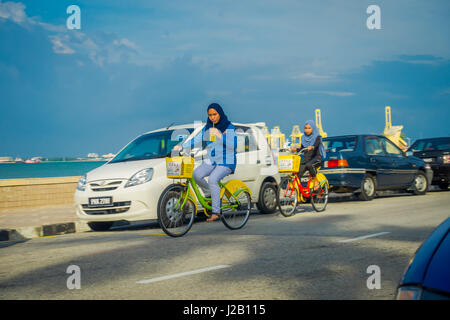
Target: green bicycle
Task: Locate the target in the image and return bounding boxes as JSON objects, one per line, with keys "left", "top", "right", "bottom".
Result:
{"left": 157, "top": 153, "right": 252, "bottom": 237}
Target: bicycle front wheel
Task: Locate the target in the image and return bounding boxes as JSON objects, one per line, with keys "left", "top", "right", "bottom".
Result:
{"left": 277, "top": 177, "right": 298, "bottom": 217}
{"left": 158, "top": 190, "right": 195, "bottom": 237}
{"left": 221, "top": 191, "right": 251, "bottom": 230}
{"left": 311, "top": 183, "right": 329, "bottom": 212}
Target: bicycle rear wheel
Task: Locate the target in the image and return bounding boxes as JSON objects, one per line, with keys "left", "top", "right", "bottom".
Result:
{"left": 277, "top": 176, "right": 298, "bottom": 217}
{"left": 220, "top": 191, "right": 251, "bottom": 230}
{"left": 158, "top": 190, "right": 195, "bottom": 237}
{"left": 311, "top": 183, "right": 329, "bottom": 212}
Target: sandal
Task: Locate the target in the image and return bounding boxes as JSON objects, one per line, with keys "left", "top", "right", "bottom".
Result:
{"left": 207, "top": 213, "right": 220, "bottom": 222}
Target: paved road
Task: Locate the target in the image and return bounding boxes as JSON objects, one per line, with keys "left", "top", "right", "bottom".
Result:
{"left": 0, "top": 190, "right": 449, "bottom": 300}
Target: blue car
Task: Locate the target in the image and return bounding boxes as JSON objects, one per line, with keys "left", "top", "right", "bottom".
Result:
{"left": 396, "top": 218, "right": 450, "bottom": 300}
{"left": 320, "top": 135, "right": 433, "bottom": 200}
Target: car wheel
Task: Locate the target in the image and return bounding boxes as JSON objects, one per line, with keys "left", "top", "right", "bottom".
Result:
{"left": 412, "top": 171, "right": 428, "bottom": 195}
{"left": 256, "top": 182, "right": 278, "bottom": 214}
{"left": 438, "top": 182, "right": 449, "bottom": 190}
{"left": 87, "top": 222, "right": 114, "bottom": 231}
{"left": 358, "top": 174, "right": 376, "bottom": 201}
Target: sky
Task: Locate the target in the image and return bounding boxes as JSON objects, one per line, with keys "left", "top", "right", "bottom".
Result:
{"left": 0, "top": 0, "right": 449, "bottom": 158}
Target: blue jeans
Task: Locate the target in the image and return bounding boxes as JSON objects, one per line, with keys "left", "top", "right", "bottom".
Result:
{"left": 193, "top": 162, "right": 232, "bottom": 214}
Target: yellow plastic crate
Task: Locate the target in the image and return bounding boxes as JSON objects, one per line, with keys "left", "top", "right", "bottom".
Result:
{"left": 166, "top": 156, "right": 195, "bottom": 179}
{"left": 278, "top": 154, "right": 301, "bottom": 172}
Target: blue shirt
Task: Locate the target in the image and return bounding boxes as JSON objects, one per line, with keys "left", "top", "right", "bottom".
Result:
{"left": 182, "top": 123, "right": 237, "bottom": 173}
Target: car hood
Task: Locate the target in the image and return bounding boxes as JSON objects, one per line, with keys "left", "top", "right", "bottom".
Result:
{"left": 86, "top": 158, "right": 166, "bottom": 182}
{"left": 422, "top": 230, "right": 450, "bottom": 293}
{"left": 400, "top": 218, "right": 450, "bottom": 291}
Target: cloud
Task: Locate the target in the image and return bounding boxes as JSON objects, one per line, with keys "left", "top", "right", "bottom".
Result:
{"left": 0, "top": 0, "right": 26, "bottom": 24}
{"left": 296, "top": 90, "right": 355, "bottom": 97}
{"left": 49, "top": 34, "right": 75, "bottom": 54}
{"left": 291, "top": 73, "right": 335, "bottom": 81}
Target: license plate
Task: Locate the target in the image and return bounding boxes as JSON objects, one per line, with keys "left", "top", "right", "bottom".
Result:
{"left": 88, "top": 197, "right": 113, "bottom": 207}
{"left": 423, "top": 158, "right": 433, "bottom": 163}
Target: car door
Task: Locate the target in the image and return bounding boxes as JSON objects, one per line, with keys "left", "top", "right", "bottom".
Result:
{"left": 364, "top": 136, "right": 393, "bottom": 187}
{"left": 229, "top": 126, "right": 259, "bottom": 190}
{"left": 380, "top": 137, "right": 414, "bottom": 186}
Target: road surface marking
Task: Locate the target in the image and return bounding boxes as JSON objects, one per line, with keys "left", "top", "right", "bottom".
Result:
{"left": 136, "top": 265, "right": 231, "bottom": 284}
{"left": 338, "top": 232, "right": 390, "bottom": 243}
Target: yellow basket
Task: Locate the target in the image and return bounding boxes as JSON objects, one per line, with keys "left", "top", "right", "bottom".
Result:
{"left": 278, "top": 154, "right": 301, "bottom": 172}
{"left": 166, "top": 156, "right": 195, "bottom": 179}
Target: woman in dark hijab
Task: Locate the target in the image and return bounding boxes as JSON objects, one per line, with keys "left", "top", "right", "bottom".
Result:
{"left": 180, "top": 103, "right": 237, "bottom": 221}
{"left": 290, "top": 120, "right": 325, "bottom": 191}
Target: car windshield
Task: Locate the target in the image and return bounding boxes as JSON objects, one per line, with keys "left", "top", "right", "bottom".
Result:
{"left": 409, "top": 138, "right": 450, "bottom": 152}
{"left": 109, "top": 128, "right": 193, "bottom": 163}
{"left": 323, "top": 136, "right": 357, "bottom": 153}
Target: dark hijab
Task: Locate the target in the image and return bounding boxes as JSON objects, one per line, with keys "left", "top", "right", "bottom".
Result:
{"left": 205, "top": 103, "right": 231, "bottom": 133}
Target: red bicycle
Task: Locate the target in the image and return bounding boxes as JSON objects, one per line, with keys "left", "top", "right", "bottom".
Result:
{"left": 276, "top": 148, "right": 329, "bottom": 217}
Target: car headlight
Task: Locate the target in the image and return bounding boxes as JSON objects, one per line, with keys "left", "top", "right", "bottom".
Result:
{"left": 124, "top": 168, "right": 154, "bottom": 188}
{"left": 396, "top": 286, "right": 422, "bottom": 300}
{"left": 77, "top": 174, "right": 87, "bottom": 191}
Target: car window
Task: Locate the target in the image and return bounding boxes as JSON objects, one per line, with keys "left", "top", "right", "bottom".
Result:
{"left": 110, "top": 128, "right": 193, "bottom": 163}
{"left": 409, "top": 138, "right": 450, "bottom": 152}
{"left": 364, "top": 137, "right": 386, "bottom": 156}
{"left": 380, "top": 138, "right": 403, "bottom": 157}
{"left": 235, "top": 126, "right": 259, "bottom": 153}
{"left": 323, "top": 136, "right": 357, "bottom": 153}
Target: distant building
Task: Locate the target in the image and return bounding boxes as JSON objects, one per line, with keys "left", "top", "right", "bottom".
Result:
{"left": 0, "top": 156, "right": 14, "bottom": 163}
{"left": 102, "top": 153, "right": 115, "bottom": 159}
{"left": 87, "top": 153, "right": 99, "bottom": 158}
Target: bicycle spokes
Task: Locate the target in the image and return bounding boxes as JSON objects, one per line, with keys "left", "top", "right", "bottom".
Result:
{"left": 158, "top": 189, "right": 195, "bottom": 237}
{"left": 221, "top": 191, "right": 251, "bottom": 230}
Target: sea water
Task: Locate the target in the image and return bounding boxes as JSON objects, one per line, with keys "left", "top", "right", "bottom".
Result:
{"left": 0, "top": 161, "right": 107, "bottom": 179}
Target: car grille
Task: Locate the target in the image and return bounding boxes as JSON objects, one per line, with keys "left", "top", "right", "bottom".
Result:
{"left": 89, "top": 180, "right": 123, "bottom": 192}
{"left": 82, "top": 201, "right": 132, "bottom": 215}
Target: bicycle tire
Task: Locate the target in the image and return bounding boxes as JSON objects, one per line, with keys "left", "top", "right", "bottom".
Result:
{"left": 277, "top": 176, "right": 298, "bottom": 217}
{"left": 158, "top": 190, "right": 195, "bottom": 237}
{"left": 310, "top": 182, "right": 329, "bottom": 212}
{"left": 220, "top": 191, "right": 251, "bottom": 230}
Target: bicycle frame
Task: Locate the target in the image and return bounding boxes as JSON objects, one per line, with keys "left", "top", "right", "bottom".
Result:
{"left": 284, "top": 172, "right": 325, "bottom": 200}
{"left": 173, "top": 177, "right": 240, "bottom": 213}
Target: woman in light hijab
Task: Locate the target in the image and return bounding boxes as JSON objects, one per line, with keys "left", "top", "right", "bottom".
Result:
{"left": 289, "top": 120, "right": 326, "bottom": 191}
{"left": 176, "top": 103, "right": 237, "bottom": 222}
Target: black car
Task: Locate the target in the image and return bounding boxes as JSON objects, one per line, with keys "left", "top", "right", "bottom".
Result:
{"left": 408, "top": 137, "right": 450, "bottom": 190}
{"left": 396, "top": 218, "right": 450, "bottom": 300}
{"left": 321, "top": 135, "right": 433, "bottom": 200}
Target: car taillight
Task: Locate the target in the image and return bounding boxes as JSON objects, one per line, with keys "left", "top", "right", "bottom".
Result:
{"left": 443, "top": 155, "right": 450, "bottom": 164}
{"left": 324, "top": 160, "right": 349, "bottom": 168}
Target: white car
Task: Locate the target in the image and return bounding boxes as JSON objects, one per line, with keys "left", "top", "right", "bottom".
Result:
{"left": 74, "top": 122, "right": 281, "bottom": 231}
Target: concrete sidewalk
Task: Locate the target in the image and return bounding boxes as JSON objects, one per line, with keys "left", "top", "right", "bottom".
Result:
{"left": 0, "top": 204, "right": 89, "bottom": 241}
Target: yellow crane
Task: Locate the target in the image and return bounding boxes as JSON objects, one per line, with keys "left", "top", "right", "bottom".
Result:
{"left": 383, "top": 106, "right": 408, "bottom": 151}
{"left": 271, "top": 126, "right": 286, "bottom": 151}
{"left": 290, "top": 125, "right": 303, "bottom": 145}
{"left": 262, "top": 126, "right": 271, "bottom": 147}
{"left": 315, "top": 109, "right": 327, "bottom": 138}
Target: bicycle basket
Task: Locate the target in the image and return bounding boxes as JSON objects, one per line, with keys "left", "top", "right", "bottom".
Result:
{"left": 166, "top": 156, "right": 195, "bottom": 179}
{"left": 278, "top": 154, "right": 301, "bottom": 172}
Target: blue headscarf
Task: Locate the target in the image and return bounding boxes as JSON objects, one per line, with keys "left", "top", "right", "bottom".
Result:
{"left": 301, "top": 120, "right": 326, "bottom": 159}
{"left": 205, "top": 103, "right": 231, "bottom": 133}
